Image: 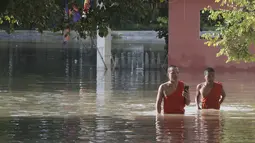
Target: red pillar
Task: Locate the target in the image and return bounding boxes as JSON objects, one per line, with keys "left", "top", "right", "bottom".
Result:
{"left": 168, "top": 0, "right": 255, "bottom": 71}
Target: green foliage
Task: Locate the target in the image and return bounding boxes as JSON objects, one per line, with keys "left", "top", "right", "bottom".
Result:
{"left": 202, "top": 0, "right": 255, "bottom": 63}
{"left": 73, "top": 0, "right": 151, "bottom": 38}
{"left": 154, "top": 16, "right": 168, "bottom": 55}
{"left": 0, "top": 0, "right": 155, "bottom": 39}
{"left": 155, "top": 17, "right": 168, "bottom": 42}
{"left": 200, "top": 9, "right": 224, "bottom": 31}
{"left": 0, "top": 0, "right": 63, "bottom": 34}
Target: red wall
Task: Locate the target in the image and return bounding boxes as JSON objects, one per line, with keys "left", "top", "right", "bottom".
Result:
{"left": 168, "top": 0, "right": 255, "bottom": 72}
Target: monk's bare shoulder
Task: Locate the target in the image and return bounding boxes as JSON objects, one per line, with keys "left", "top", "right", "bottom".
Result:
{"left": 158, "top": 82, "right": 170, "bottom": 90}
{"left": 196, "top": 82, "right": 204, "bottom": 90}
{"left": 160, "top": 81, "right": 170, "bottom": 87}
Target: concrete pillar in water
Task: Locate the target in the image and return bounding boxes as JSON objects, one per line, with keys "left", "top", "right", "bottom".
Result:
{"left": 96, "top": 27, "right": 112, "bottom": 116}
{"left": 96, "top": 68, "right": 112, "bottom": 116}
{"left": 97, "top": 28, "right": 112, "bottom": 70}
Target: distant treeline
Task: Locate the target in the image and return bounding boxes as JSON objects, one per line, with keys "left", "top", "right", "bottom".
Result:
{"left": 0, "top": 0, "right": 219, "bottom": 31}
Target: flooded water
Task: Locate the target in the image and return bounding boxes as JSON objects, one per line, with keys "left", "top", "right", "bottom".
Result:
{"left": 0, "top": 46, "right": 254, "bottom": 143}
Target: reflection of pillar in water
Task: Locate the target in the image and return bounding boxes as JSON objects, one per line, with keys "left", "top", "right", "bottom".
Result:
{"left": 65, "top": 48, "right": 70, "bottom": 87}
{"left": 15, "top": 46, "right": 19, "bottom": 64}
{"left": 39, "top": 119, "right": 50, "bottom": 140}
{"left": 135, "top": 70, "right": 139, "bottom": 82}
{"left": 155, "top": 116, "right": 160, "bottom": 142}
{"left": 8, "top": 47, "right": 13, "bottom": 92}
{"left": 130, "top": 71, "right": 134, "bottom": 86}
{"left": 145, "top": 71, "right": 149, "bottom": 89}
{"left": 89, "top": 67, "right": 93, "bottom": 81}
{"left": 151, "top": 70, "right": 155, "bottom": 85}
{"left": 96, "top": 70, "right": 106, "bottom": 114}
{"left": 131, "top": 52, "right": 135, "bottom": 71}
{"left": 157, "top": 52, "right": 161, "bottom": 69}
{"left": 71, "top": 46, "right": 77, "bottom": 82}
{"left": 113, "top": 70, "right": 118, "bottom": 89}
{"left": 96, "top": 68, "right": 112, "bottom": 139}
{"left": 156, "top": 71, "right": 161, "bottom": 84}
{"left": 114, "top": 52, "right": 120, "bottom": 69}
{"left": 121, "top": 70, "right": 125, "bottom": 87}
{"left": 79, "top": 44, "right": 84, "bottom": 93}
{"left": 63, "top": 117, "right": 80, "bottom": 142}
{"left": 151, "top": 52, "right": 156, "bottom": 69}
{"left": 96, "top": 68, "right": 112, "bottom": 115}
{"left": 145, "top": 52, "right": 149, "bottom": 69}
{"left": 10, "top": 117, "right": 21, "bottom": 141}
{"left": 127, "top": 52, "right": 131, "bottom": 68}
{"left": 121, "top": 52, "right": 125, "bottom": 69}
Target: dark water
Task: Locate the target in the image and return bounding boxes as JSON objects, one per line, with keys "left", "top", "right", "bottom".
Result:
{"left": 0, "top": 47, "right": 254, "bottom": 143}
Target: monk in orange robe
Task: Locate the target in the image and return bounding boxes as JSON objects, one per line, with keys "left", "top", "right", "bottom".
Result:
{"left": 156, "top": 65, "right": 191, "bottom": 114}
{"left": 196, "top": 67, "right": 226, "bottom": 110}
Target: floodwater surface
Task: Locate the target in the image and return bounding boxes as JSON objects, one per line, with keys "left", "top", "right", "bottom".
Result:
{"left": 0, "top": 47, "right": 254, "bottom": 143}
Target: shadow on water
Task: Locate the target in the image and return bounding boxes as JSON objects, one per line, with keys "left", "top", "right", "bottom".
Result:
{"left": 0, "top": 46, "right": 254, "bottom": 142}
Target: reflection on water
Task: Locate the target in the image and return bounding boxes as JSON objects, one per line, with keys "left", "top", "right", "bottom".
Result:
{"left": 0, "top": 47, "right": 254, "bottom": 142}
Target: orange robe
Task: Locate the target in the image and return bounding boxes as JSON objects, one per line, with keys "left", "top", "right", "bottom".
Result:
{"left": 202, "top": 82, "right": 222, "bottom": 110}
{"left": 163, "top": 81, "right": 186, "bottom": 114}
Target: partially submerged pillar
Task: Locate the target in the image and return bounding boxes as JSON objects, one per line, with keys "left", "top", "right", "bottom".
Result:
{"left": 96, "top": 28, "right": 112, "bottom": 115}
{"left": 96, "top": 68, "right": 112, "bottom": 115}
{"left": 96, "top": 28, "right": 112, "bottom": 70}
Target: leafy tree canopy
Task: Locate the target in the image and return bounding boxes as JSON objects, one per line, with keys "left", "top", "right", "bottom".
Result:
{"left": 0, "top": 0, "right": 154, "bottom": 39}
{"left": 202, "top": 0, "right": 255, "bottom": 63}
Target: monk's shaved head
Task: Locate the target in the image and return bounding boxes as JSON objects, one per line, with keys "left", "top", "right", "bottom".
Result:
{"left": 204, "top": 67, "right": 215, "bottom": 75}
{"left": 204, "top": 67, "right": 215, "bottom": 83}
{"left": 168, "top": 65, "right": 179, "bottom": 73}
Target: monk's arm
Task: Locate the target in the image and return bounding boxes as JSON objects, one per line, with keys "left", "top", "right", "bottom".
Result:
{"left": 184, "top": 84, "right": 191, "bottom": 106}
{"left": 184, "top": 95, "right": 191, "bottom": 106}
{"left": 195, "top": 84, "right": 201, "bottom": 109}
{"left": 156, "top": 84, "right": 164, "bottom": 114}
{"left": 219, "top": 86, "right": 226, "bottom": 104}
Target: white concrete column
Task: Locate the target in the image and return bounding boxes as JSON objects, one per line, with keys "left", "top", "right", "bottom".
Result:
{"left": 96, "top": 28, "right": 112, "bottom": 70}
{"left": 96, "top": 68, "right": 112, "bottom": 114}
